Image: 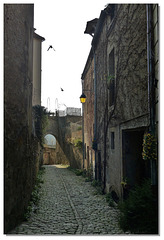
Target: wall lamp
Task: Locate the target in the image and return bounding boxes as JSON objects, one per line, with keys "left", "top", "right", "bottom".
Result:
{"left": 80, "top": 90, "right": 93, "bottom": 103}
{"left": 80, "top": 93, "right": 87, "bottom": 103}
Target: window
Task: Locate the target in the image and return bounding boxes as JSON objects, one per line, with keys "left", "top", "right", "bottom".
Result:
{"left": 109, "top": 49, "right": 115, "bottom": 75}
{"left": 108, "top": 48, "right": 115, "bottom": 106}
{"left": 111, "top": 132, "right": 115, "bottom": 149}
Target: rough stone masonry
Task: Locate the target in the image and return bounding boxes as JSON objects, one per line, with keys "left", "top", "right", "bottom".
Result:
{"left": 9, "top": 165, "right": 129, "bottom": 235}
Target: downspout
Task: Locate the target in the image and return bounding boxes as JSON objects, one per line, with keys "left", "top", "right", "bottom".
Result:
{"left": 147, "top": 4, "right": 153, "bottom": 133}
{"left": 81, "top": 81, "right": 85, "bottom": 169}
{"left": 92, "top": 46, "right": 97, "bottom": 180}
{"left": 103, "top": 16, "right": 108, "bottom": 193}
{"left": 82, "top": 105, "right": 84, "bottom": 169}
{"left": 146, "top": 4, "right": 156, "bottom": 185}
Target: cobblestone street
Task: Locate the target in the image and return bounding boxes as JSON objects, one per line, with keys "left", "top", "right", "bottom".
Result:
{"left": 9, "top": 165, "right": 127, "bottom": 235}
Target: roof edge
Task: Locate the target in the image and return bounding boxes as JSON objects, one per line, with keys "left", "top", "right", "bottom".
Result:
{"left": 33, "top": 32, "right": 45, "bottom": 42}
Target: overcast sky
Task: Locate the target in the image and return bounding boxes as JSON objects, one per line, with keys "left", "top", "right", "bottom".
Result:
{"left": 34, "top": 0, "right": 109, "bottom": 112}
{"left": 2, "top": 0, "right": 162, "bottom": 113}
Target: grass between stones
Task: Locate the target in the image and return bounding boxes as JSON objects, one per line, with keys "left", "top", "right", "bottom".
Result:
{"left": 23, "top": 166, "right": 45, "bottom": 220}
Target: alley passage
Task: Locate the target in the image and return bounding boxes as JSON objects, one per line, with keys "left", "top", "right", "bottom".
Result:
{"left": 10, "top": 165, "right": 125, "bottom": 235}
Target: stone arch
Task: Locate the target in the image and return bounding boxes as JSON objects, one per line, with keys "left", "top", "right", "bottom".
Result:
{"left": 44, "top": 134, "right": 57, "bottom": 149}
{"left": 43, "top": 131, "right": 69, "bottom": 165}
{"left": 43, "top": 133, "right": 57, "bottom": 165}
{"left": 44, "top": 129, "right": 58, "bottom": 141}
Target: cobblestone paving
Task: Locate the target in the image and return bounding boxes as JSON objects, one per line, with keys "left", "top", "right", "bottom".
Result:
{"left": 9, "top": 165, "right": 127, "bottom": 235}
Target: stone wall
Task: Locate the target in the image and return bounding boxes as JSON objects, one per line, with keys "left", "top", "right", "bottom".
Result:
{"left": 81, "top": 49, "right": 95, "bottom": 174}
{"left": 4, "top": 4, "right": 36, "bottom": 233}
{"left": 43, "top": 143, "right": 69, "bottom": 165}
{"left": 109, "top": 4, "right": 148, "bottom": 121}
{"left": 95, "top": 4, "right": 149, "bottom": 197}
{"left": 60, "top": 116, "right": 83, "bottom": 169}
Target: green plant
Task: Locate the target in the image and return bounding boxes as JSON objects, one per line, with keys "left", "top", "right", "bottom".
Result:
{"left": 24, "top": 167, "right": 45, "bottom": 220}
{"left": 118, "top": 179, "right": 158, "bottom": 234}
{"left": 91, "top": 180, "right": 101, "bottom": 187}
{"left": 107, "top": 74, "right": 115, "bottom": 87}
{"left": 85, "top": 177, "right": 92, "bottom": 182}
{"left": 105, "top": 193, "right": 115, "bottom": 207}
{"left": 142, "top": 132, "right": 157, "bottom": 161}
{"left": 91, "top": 180, "right": 103, "bottom": 195}
{"left": 75, "top": 169, "right": 84, "bottom": 176}
{"left": 77, "top": 126, "right": 82, "bottom": 131}
{"left": 121, "top": 177, "right": 128, "bottom": 188}
{"left": 74, "top": 139, "right": 83, "bottom": 149}
{"left": 67, "top": 166, "right": 85, "bottom": 176}
{"left": 85, "top": 167, "right": 93, "bottom": 181}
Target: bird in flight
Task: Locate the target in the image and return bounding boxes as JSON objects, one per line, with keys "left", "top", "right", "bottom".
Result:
{"left": 47, "top": 45, "right": 55, "bottom": 51}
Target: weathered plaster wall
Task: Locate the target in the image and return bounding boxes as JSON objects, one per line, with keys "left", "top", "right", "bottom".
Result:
{"left": 4, "top": 4, "right": 35, "bottom": 233}
{"left": 32, "top": 38, "right": 41, "bottom": 105}
{"left": 32, "top": 32, "right": 45, "bottom": 106}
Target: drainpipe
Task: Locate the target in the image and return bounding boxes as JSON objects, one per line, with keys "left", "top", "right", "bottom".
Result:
{"left": 82, "top": 92, "right": 85, "bottom": 169}
{"left": 92, "top": 46, "right": 97, "bottom": 180}
{"left": 146, "top": 4, "right": 156, "bottom": 185}
{"left": 147, "top": 4, "right": 154, "bottom": 133}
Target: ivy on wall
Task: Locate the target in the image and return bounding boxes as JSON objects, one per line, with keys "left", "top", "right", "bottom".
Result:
{"left": 142, "top": 132, "right": 157, "bottom": 161}
{"left": 33, "top": 105, "right": 48, "bottom": 147}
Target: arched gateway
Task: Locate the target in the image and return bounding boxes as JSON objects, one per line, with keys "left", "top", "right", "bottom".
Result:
{"left": 43, "top": 134, "right": 57, "bottom": 165}
{"left": 43, "top": 115, "right": 83, "bottom": 168}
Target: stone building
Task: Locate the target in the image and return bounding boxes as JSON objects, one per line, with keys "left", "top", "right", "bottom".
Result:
{"left": 4, "top": 4, "right": 34, "bottom": 232}
{"left": 81, "top": 48, "right": 95, "bottom": 175}
{"left": 82, "top": 4, "right": 159, "bottom": 199}
{"left": 4, "top": 4, "right": 45, "bottom": 233}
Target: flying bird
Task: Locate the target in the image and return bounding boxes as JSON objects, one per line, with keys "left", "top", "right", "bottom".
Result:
{"left": 47, "top": 45, "right": 55, "bottom": 51}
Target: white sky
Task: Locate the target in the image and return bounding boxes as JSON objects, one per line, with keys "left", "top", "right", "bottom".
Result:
{"left": 2, "top": 0, "right": 162, "bottom": 114}
{"left": 33, "top": 0, "right": 109, "bottom": 112}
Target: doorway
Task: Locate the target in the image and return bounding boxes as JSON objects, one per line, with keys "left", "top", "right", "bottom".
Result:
{"left": 122, "top": 129, "right": 149, "bottom": 197}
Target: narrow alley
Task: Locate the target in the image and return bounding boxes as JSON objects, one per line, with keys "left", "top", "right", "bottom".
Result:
{"left": 9, "top": 165, "right": 125, "bottom": 235}
{"left": 4, "top": 3, "right": 159, "bottom": 235}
